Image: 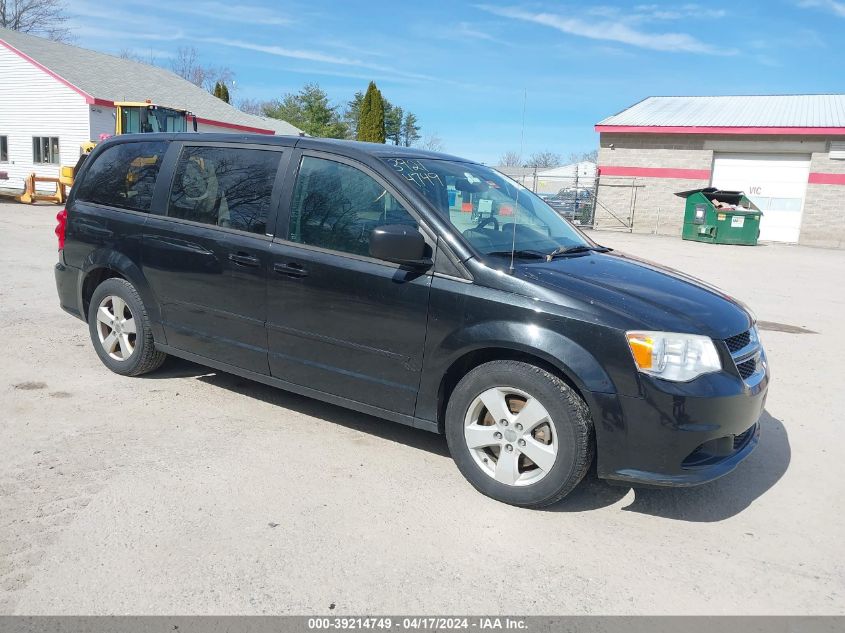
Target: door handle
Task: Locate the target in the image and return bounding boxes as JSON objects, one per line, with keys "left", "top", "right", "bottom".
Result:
{"left": 273, "top": 262, "right": 309, "bottom": 278}
{"left": 229, "top": 252, "right": 260, "bottom": 267}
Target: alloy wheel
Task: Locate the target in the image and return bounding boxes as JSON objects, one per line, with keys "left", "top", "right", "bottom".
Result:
{"left": 95, "top": 295, "right": 137, "bottom": 361}
{"left": 463, "top": 386, "right": 558, "bottom": 486}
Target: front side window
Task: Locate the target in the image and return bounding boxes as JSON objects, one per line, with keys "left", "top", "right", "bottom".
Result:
{"left": 76, "top": 141, "right": 168, "bottom": 212}
{"left": 33, "top": 136, "right": 60, "bottom": 164}
{"left": 0, "top": 136, "right": 7, "bottom": 162}
{"left": 167, "top": 146, "right": 281, "bottom": 235}
{"left": 288, "top": 156, "right": 417, "bottom": 257}
{"left": 383, "top": 158, "right": 591, "bottom": 260}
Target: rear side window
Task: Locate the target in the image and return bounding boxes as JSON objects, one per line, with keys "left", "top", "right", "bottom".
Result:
{"left": 76, "top": 141, "right": 168, "bottom": 212}
{"left": 167, "top": 146, "right": 281, "bottom": 235}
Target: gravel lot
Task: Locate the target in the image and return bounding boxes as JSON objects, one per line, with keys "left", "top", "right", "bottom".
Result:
{"left": 1, "top": 201, "right": 843, "bottom": 615}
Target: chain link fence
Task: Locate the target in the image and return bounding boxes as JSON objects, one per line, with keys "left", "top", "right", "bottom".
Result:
{"left": 504, "top": 170, "right": 599, "bottom": 227}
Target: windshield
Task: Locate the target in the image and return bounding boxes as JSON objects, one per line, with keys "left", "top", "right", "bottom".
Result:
{"left": 382, "top": 158, "right": 591, "bottom": 259}
{"left": 122, "top": 106, "right": 187, "bottom": 134}
{"left": 147, "top": 107, "right": 187, "bottom": 133}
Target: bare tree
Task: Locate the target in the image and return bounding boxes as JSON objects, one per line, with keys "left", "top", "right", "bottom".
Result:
{"left": 119, "top": 48, "right": 158, "bottom": 66}
{"left": 498, "top": 151, "right": 522, "bottom": 167}
{"left": 170, "top": 46, "right": 234, "bottom": 94}
{"left": 524, "top": 151, "right": 561, "bottom": 169}
{"left": 420, "top": 132, "right": 444, "bottom": 153}
{"left": 170, "top": 47, "right": 206, "bottom": 86}
{"left": 568, "top": 149, "right": 598, "bottom": 164}
{"left": 0, "top": 0, "right": 71, "bottom": 41}
{"left": 236, "top": 98, "right": 264, "bottom": 116}
{"left": 119, "top": 49, "right": 142, "bottom": 62}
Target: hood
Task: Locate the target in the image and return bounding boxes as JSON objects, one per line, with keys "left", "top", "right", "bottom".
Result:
{"left": 515, "top": 250, "right": 752, "bottom": 340}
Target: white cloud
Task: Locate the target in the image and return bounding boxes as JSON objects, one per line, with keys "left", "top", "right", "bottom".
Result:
{"left": 249, "top": 64, "right": 427, "bottom": 86}
{"left": 423, "top": 21, "right": 504, "bottom": 44}
{"left": 797, "top": 0, "right": 845, "bottom": 17}
{"left": 453, "top": 22, "right": 499, "bottom": 41}
{"left": 314, "top": 40, "right": 390, "bottom": 59}
{"left": 634, "top": 3, "right": 727, "bottom": 20}
{"left": 197, "top": 37, "right": 440, "bottom": 83}
{"left": 68, "top": 2, "right": 186, "bottom": 41}
{"left": 197, "top": 38, "right": 363, "bottom": 66}
{"left": 69, "top": 23, "right": 185, "bottom": 42}
{"left": 476, "top": 5, "right": 735, "bottom": 55}
{"left": 168, "top": 2, "right": 294, "bottom": 27}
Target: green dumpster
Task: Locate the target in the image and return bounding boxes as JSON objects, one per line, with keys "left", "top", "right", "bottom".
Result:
{"left": 676, "top": 187, "right": 762, "bottom": 245}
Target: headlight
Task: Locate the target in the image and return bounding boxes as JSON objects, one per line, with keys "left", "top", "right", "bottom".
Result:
{"left": 625, "top": 331, "right": 721, "bottom": 382}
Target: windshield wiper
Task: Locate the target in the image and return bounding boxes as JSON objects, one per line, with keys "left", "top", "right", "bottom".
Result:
{"left": 546, "top": 244, "right": 612, "bottom": 260}
{"left": 485, "top": 250, "right": 547, "bottom": 260}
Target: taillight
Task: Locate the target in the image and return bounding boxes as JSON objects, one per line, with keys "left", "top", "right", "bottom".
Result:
{"left": 55, "top": 208, "right": 67, "bottom": 250}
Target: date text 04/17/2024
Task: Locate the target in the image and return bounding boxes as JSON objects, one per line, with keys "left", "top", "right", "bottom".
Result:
{"left": 307, "top": 617, "right": 528, "bottom": 630}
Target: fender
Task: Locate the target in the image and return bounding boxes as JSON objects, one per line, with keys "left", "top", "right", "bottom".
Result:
{"left": 415, "top": 319, "right": 617, "bottom": 425}
{"left": 416, "top": 319, "right": 627, "bottom": 480}
{"left": 78, "top": 249, "right": 166, "bottom": 344}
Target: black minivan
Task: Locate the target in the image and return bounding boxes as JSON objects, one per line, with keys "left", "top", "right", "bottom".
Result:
{"left": 55, "top": 134, "right": 769, "bottom": 507}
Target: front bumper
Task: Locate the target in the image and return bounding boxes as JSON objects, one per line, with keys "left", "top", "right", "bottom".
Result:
{"left": 592, "top": 359, "right": 769, "bottom": 487}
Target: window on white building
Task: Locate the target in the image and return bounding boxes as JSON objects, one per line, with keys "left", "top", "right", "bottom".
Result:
{"left": 0, "top": 136, "right": 8, "bottom": 163}
{"left": 33, "top": 137, "right": 60, "bottom": 164}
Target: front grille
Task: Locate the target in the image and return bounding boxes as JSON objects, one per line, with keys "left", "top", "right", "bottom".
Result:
{"left": 737, "top": 358, "right": 756, "bottom": 379}
{"left": 683, "top": 425, "right": 756, "bottom": 469}
{"left": 725, "top": 330, "right": 751, "bottom": 353}
{"left": 724, "top": 328, "right": 762, "bottom": 382}
{"left": 680, "top": 332, "right": 761, "bottom": 471}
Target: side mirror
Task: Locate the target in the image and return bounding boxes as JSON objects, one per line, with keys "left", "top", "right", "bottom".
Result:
{"left": 369, "top": 224, "right": 431, "bottom": 268}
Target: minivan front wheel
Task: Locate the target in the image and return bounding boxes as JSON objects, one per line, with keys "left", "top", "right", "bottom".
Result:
{"left": 445, "top": 360, "right": 593, "bottom": 508}
{"left": 87, "top": 278, "right": 166, "bottom": 376}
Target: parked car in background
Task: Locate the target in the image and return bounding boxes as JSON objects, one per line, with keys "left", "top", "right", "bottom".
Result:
{"left": 539, "top": 190, "right": 596, "bottom": 223}
{"left": 54, "top": 134, "right": 769, "bottom": 508}
{"left": 537, "top": 193, "right": 576, "bottom": 219}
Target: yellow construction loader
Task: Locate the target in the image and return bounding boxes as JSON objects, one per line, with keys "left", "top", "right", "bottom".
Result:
{"left": 55, "top": 101, "right": 195, "bottom": 191}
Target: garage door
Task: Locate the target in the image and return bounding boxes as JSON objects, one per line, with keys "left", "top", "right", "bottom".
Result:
{"left": 711, "top": 153, "right": 810, "bottom": 243}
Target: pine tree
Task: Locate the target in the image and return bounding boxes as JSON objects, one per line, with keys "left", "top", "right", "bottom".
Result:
{"left": 357, "top": 81, "right": 386, "bottom": 143}
{"left": 263, "top": 83, "right": 348, "bottom": 138}
{"left": 401, "top": 112, "right": 421, "bottom": 147}
{"left": 212, "top": 81, "right": 230, "bottom": 103}
{"left": 384, "top": 101, "right": 403, "bottom": 145}
{"left": 343, "top": 91, "right": 365, "bottom": 139}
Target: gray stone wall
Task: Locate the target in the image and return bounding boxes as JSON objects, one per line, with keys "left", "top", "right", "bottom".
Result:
{"left": 594, "top": 176, "right": 708, "bottom": 235}
{"left": 595, "top": 133, "right": 845, "bottom": 246}
{"left": 801, "top": 149, "right": 845, "bottom": 248}
{"left": 595, "top": 134, "right": 712, "bottom": 235}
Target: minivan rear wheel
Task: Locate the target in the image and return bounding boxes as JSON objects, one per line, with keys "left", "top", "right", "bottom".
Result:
{"left": 445, "top": 360, "right": 593, "bottom": 508}
{"left": 87, "top": 278, "right": 166, "bottom": 376}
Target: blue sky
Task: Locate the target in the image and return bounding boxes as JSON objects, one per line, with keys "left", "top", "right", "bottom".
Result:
{"left": 66, "top": 1, "right": 844, "bottom": 164}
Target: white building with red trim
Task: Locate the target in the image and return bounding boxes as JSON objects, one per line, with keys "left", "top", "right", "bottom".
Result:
{"left": 0, "top": 27, "right": 301, "bottom": 192}
{"left": 594, "top": 95, "right": 845, "bottom": 247}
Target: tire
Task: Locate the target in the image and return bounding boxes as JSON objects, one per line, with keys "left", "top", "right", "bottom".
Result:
{"left": 87, "top": 278, "right": 166, "bottom": 376}
{"left": 445, "top": 360, "right": 593, "bottom": 508}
